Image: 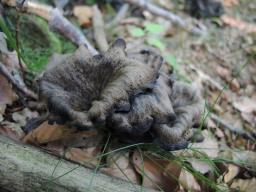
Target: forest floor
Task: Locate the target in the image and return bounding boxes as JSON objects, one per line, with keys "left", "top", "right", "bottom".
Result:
{"left": 0, "top": 0, "right": 256, "bottom": 191}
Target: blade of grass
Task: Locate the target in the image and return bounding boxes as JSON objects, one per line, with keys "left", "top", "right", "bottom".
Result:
{"left": 87, "top": 133, "right": 111, "bottom": 191}
{"left": 49, "top": 143, "right": 145, "bottom": 182}
{"left": 0, "top": 16, "right": 24, "bottom": 63}
{"left": 46, "top": 158, "right": 62, "bottom": 192}
{"left": 111, "top": 155, "right": 140, "bottom": 192}
{"left": 137, "top": 148, "right": 145, "bottom": 192}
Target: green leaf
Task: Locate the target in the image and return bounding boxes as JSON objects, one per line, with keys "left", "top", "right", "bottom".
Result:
{"left": 211, "top": 18, "right": 222, "bottom": 26}
{"left": 145, "top": 22, "right": 165, "bottom": 34}
{"left": 146, "top": 38, "right": 165, "bottom": 51}
{"left": 165, "top": 55, "right": 179, "bottom": 70}
{"left": 85, "top": 0, "right": 96, "bottom": 5}
{"left": 106, "top": 3, "right": 116, "bottom": 16}
{"left": 130, "top": 27, "right": 145, "bottom": 37}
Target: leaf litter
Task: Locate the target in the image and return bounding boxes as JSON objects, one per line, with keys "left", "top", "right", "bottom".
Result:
{"left": 0, "top": 0, "right": 256, "bottom": 191}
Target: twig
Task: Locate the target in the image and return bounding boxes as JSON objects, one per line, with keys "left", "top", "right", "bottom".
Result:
{"left": 49, "top": 8, "right": 98, "bottom": 55}
{"left": 0, "top": 62, "right": 38, "bottom": 100}
{"left": 92, "top": 5, "right": 108, "bottom": 52}
{"left": 210, "top": 113, "right": 255, "bottom": 140}
{"left": 106, "top": 4, "right": 129, "bottom": 29}
{"left": 2, "top": 0, "right": 98, "bottom": 55}
{"left": 124, "top": 0, "right": 207, "bottom": 35}
{"left": 15, "top": 13, "right": 25, "bottom": 75}
{"left": 189, "top": 65, "right": 223, "bottom": 91}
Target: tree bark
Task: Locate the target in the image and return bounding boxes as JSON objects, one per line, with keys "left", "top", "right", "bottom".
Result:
{"left": 0, "top": 135, "right": 155, "bottom": 192}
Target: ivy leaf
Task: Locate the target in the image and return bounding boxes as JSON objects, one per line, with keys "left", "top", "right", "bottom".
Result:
{"left": 130, "top": 27, "right": 145, "bottom": 37}
{"left": 145, "top": 22, "right": 165, "bottom": 34}
{"left": 146, "top": 38, "right": 165, "bottom": 51}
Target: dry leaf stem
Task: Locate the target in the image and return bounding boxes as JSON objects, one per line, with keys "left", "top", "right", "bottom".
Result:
{"left": 92, "top": 5, "right": 109, "bottom": 52}
{"left": 0, "top": 62, "right": 37, "bottom": 99}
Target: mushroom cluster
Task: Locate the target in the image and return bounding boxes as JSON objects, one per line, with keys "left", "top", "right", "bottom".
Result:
{"left": 39, "top": 39, "right": 204, "bottom": 150}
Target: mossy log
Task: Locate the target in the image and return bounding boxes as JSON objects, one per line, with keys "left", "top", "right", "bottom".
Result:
{"left": 0, "top": 135, "right": 155, "bottom": 192}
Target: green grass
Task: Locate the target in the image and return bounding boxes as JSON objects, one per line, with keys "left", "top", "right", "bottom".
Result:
{"left": 87, "top": 133, "right": 111, "bottom": 191}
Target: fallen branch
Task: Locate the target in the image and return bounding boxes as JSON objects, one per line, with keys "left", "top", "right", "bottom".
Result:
{"left": 0, "top": 62, "right": 37, "bottom": 100}
{"left": 2, "top": 0, "right": 98, "bottom": 55}
{"left": 0, "top": 135, "right": 155, "bottom": 192}
{"left": 124, "top": 0, "right": 207, "bottom": 35}
{"left": 92, "top": 5, "right": 108, "bottom": 52}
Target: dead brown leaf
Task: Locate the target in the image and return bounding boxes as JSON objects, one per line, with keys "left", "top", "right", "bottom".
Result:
{"left": 179, "top": 169, "right": 201, "bottom": 192}
{"left": 216, "top": 65, "right": 231, "bottom": 81}
{"left": 12, "top": 108, "right": 39, "bottom": 127}
{"left": 22, "top": 120, "right": 102, "bottom": 147}
{"left": 223, "top": 0, "right": 239, "bottom": 7}
{"left": 190, "top": 158, "right": 214, "bottom": 175}
{"left": 132, "top": 150, "right": 181, "bottom": 191}
{"left": 219, "top": 149, "right": 256, "bottom": 171}
{"left": 43, "top": 142, "right": 65, "bottom": 156}
{"left": 231, "top": 178, "right": 256, "bottom": 192}
{"left": 187, "top": 130, "right": 219, "bottom": 174}
{"left": 221, "top": 15, "right": 256, "bottom": 33}
{"left": 234, "top": 97, "right": 256, "bottom": 114}
{"left": 65, "top": 147, "right": 101, "bottom": 168}
{"left": 0, "top": 32, "right": 25, "bottom": 71}
{"left": 43, "top": 128, "right": 102, "bottom": 162}
{"left": 0, "top": 121, "right": 24, "bottom": 140}
{"left": 0, "top": 75, "right": 16, "bottom": 115}
{"left": 22, "top": 121, "right": 76, "bottom": 144}
{"left": 230, "top": 78, "right": 240, "bottom": 92}
{"left": 48, "top": 129, "right": 102, "bottom": 148}
{"left": 101, "top": 151, "right": 140, "bottom": 184}
{"left": 233, "top": 97, "right": 256, "bottom": 127}
{"left": 224, "top": 164, "right": 240, "bottom": 183}
{"left": 190, "top": 130, "right": 219, "bottom": 158}
{"left": 73, "top": 6, "right": 93, "bottom": 27}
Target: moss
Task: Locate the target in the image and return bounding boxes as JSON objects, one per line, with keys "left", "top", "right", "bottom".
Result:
{"left": 4, "top": 10, "right": 77, "bottom": 73}
{"left": 19, "top": 16, "right": 61, "bottom": 72}
{"left": 56, "top": 33, "right": 77, "bottom": 54}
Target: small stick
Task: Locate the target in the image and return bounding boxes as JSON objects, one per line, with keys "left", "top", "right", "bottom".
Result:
{"left": 189, "top": 65, "right": 223, "bottom": 91}
{"left": 106, "top": 4, "right": 129, "bottom": 29}
{"left": 124, "top": 0, "right": 207, "bottom": 35}
{"left": 92, "top": 5, "right": 108, "bottom": 52}
{"left": 210, "top": 113, "right": 255, "bottom": 140}
{"left": 0, "top": 62, "right": 38, "bottom": 100}
{"left": 2, "top": 0, "right": 98, "bottom": 55}
{"left": 49, "top": 8, "right": 98, "bottom": 55}
{"left": 15, "top": 14, "right": 24, "bottom": 73}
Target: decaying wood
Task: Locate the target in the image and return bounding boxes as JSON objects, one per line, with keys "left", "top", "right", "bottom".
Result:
{"left": 92, "top": 5, "right": 109, "bottom": 52}
{"left": 0, "top": 135, "right": 155, "bottom": 192}
{"left": 124, "top": 0, "right": 207, "bottom": 35}
{"left": 0, "top": 62, "right": 37, "bottom": 100}
{"left": 2, "top": 0, "right": 98, "bottom": 55}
